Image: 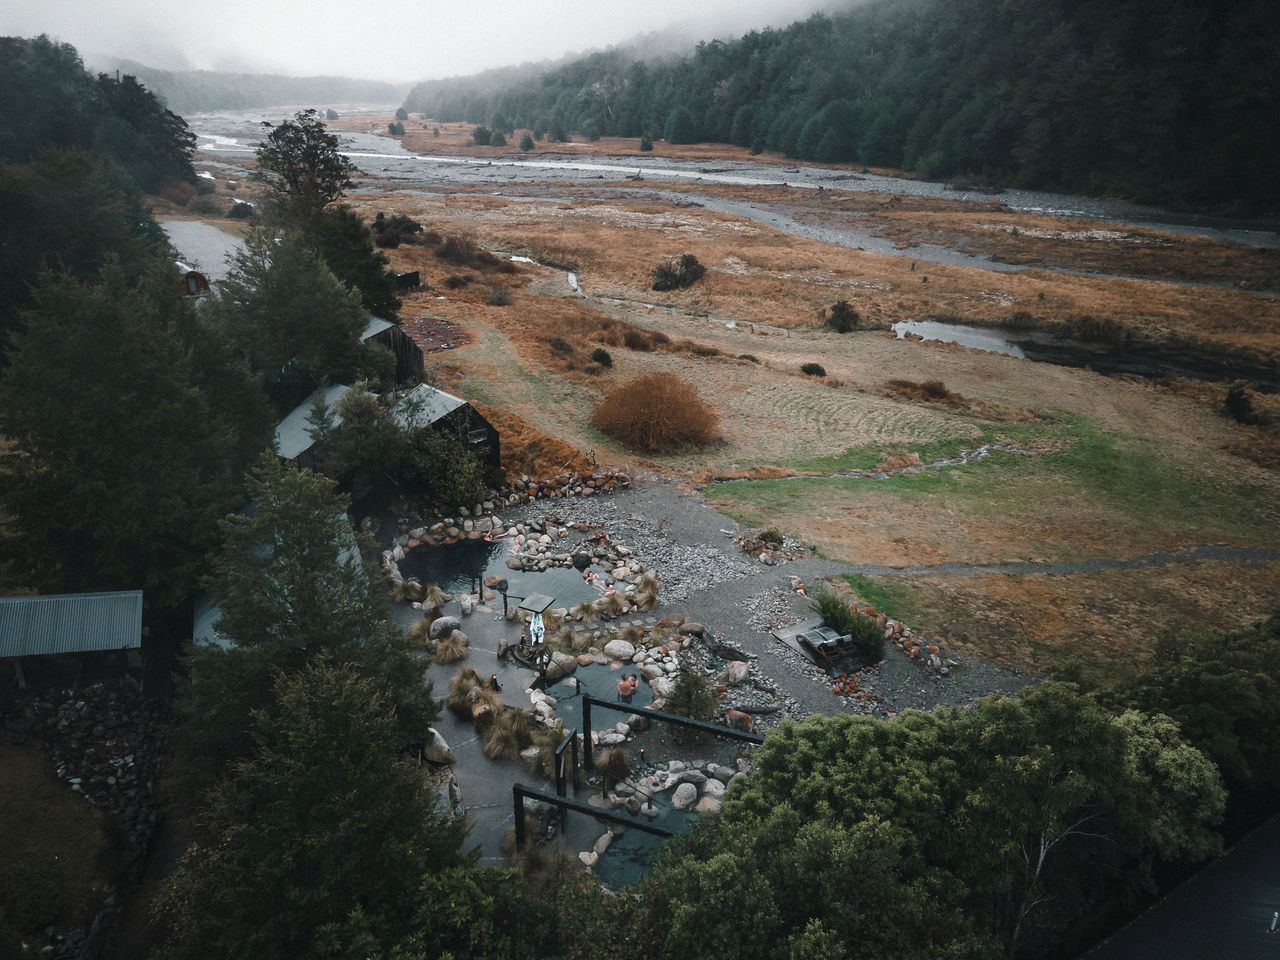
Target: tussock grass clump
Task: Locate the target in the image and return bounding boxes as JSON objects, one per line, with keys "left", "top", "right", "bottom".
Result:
{"left": 738, "top": 353, "right": 760, "bottom": 363}
{"left": 548, "top": 337, "right": 574, "bottom": 355}
{"left": 598, "top": 747, "right": 631, "bottom": 791}
{"left": 437, "top": 234, "right": 518, "bottom": 273}
{"left": 652, "top": 253, "right": 706, "bottom": 291}
{"left": 447, "top": 667, "right": 485, "bottom": 717}
{"left": 591, "top": 374, "right": 718, "bottom": 453}
{"left": 407, "top": 619, "right": 432, "bottom": 646}
{"left": 886, "top": 378, "right": 963, "bottom": 405}
{"left": 487, "top": 285, "right": 513, "bottom": 306}
{"left": 422, "top": 583, "right": 449, "bottom": 613}
{"left": 632, "top": 572, "right": 660, "bottom": 610}
{"left": 434, "top": 629, "right": 469, "bottom": 664}
{"left": 571, "top": 600, "right": 599, "bottom": 623}
{"left": 593, "top": 593, "right": 625, "bottom": 619}
{"left": 591, "top": 347, "right": 613, "bottom": 367}
{"left": 483, "top": 708, "right": 534, "bottom": 761}
{"left": 801, "top": 362, "right": 827, "bottom": 377}
{"left": 391, "top": 579, "right": 425, "bottom": 603}
{"left": 623, "top": 329, "right": 654, "bottom": 351}
{"left": 524, "top": 722, "right": 569, "bottom": 780}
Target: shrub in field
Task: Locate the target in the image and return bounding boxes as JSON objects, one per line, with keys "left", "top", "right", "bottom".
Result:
{"left": 801, "top": 362, "right": 826, "bottom": 376}
{"left": 472, "top": 126, "right": 492, "bottom": 146}
{"left": 490, "top": 131, "right": 507, "bottom": 147}
{"left": 811, "top": 589, "right": 885, "bottom": 661}
{"left": 590, "top": 347, "right": 613, "bottom": 367}
{"left": 591, "top": 373, "right": 718, "bottom": 452}
{"left": 548, "top": 337, "right": 574, "bottom": 355}
{"left": 487, "top": 285, "right": 512, "bottom": 306}
{"left": 1224, "top": 383, "right": 1258, "bottom": 424}
{"left": 519, "top": 134, "right": 534, "bottom": 151}
{"left": 639, "top": 135, "right": 653, "bottom": 152}
{"left": 824, "top": 299, "right": 861, "bottom": 332}
{"left": 651, "top": 253, "right": 706, "bottom": 291}
{"left": 847, "top": 612, "right": 887, "bottom": 661}
{"left": 622, "top": 329, "right": 653, "bottom": 351}
{"left": 738, "top": 353, "right": 759, "bottom": 363}
{"left": 664, "top": 658, "right": 718, "bottom": 719}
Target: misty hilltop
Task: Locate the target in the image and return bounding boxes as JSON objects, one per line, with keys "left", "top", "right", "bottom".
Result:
{"left": 404, "top": 0, "right": 1280, "bottom": 213}
{"left": 85, "top": 54, "right": 406, "bottom": 113}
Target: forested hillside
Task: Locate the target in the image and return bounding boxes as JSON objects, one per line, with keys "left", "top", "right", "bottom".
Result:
{"left": 86, "top": 56, "right": 405, "bottom": 114}
{"left": 404, "top": 0, "right": 1280, "bottom": 212}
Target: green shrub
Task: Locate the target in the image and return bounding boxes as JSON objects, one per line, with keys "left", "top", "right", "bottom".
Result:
{"left": 388, "top": 121, "right": 405, "bottom": 136}
{"left": 490, "top": 131, "right": 507, "bottom": 148}
{"left": 738, "top": 353, "right": 759, "bottom": 363}
{"left": 801, "top": 362, "right": 826, "bottom": 376}
{"left": 664, "top": 657, "right": 718, "bottom": 719}
{"left": 548, "top": 337, "right": 574, "bottom": 355}
{"left": 622, "top": 329, "right": 653, "bottom": 351}
{"left": 824, "top": 299, "right": 861, "bottom": 332}
{"left": 472, "top": 126, "right": 492, "bottom": 146}
{"left": 639, "top": 135, "right": 653, "bottom": 152}
{"left": 810, "top": 589, "right": 885, "bottom": 661}
{"left": 195, "top": 177, "right": 216, "bottom": 195}
{"left": 487, "top": 285, "right": 512, "bottom": 306}
{"left": 519, "top": 134, "right": 534, "bottom": 151}
{"left": 190, "top": 195, "right": 224, "bottom": 216}
{"left": 395, "top": 107, "right": 409, "bottom": 121}
{"left": 591, "top": 347, "right": 613, "bottom": 367}
{"left": 1224, "top": 383, "right": 1258, "bottom": 424}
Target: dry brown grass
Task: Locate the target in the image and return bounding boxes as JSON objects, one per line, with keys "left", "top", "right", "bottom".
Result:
{"left": 885, "top": 378, "right": 965, "bottom": 405}
{"left": 591, "top": 374, "right": 719, "bottom": 452}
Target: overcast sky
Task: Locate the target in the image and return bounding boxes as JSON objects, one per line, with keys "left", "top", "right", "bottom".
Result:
{"left": 1, "top": 0, "right": 839, "bottom": 83}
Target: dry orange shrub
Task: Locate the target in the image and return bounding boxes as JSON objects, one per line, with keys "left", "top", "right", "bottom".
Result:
{"left": 591, "top": 374, "right": 719, "bottom": 452}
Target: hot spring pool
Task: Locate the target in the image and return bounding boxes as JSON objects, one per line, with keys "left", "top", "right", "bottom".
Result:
{"left": 398, "top": 538, "right": 605, "bottom": 607}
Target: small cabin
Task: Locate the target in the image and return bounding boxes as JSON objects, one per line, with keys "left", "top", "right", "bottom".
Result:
{"left": 362, "top": 316, "right": 425, "bottom": 384}
{"left": 176, "top": 260, "right": 211, "bottom": 298}
{"left": 393, "top": 383, "right": 500, "bottom": 468}
{"left": 0, "top": 590, "right": 144, "bottom": 688}
{"left": 274, "top": 383, "right": 352, "bottom": 472}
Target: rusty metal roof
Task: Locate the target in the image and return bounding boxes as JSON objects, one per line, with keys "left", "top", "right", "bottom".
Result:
{"left": 0, "top": 591, "right": 143, "bottom": 658}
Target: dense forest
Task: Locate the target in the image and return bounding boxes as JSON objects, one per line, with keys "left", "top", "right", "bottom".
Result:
{"left": 404, "top": 0, "right": 1280, "bottom": 212}
{"left": 86, "top": 55, "right": 405, "bottom": 114}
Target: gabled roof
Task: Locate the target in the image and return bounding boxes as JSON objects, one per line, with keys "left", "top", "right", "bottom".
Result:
{"left": 0, "top": 591, "right": 143, "bottom": 658}
{"left": 392, "top": 383, "right": 467, "bottom": 430}
{"left": 274, "top": 384, "right": 351, "bottom": 460}
{"left": 361, "top": 315, "right": 395, "bottom": 341}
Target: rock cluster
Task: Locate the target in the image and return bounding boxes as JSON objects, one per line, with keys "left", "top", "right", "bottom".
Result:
{"left": 734, "top": 528, "right": 812, "bottom": 566}
{"left": 2, "top": 682, "right": 167, "bottom": 959}
{"left": 851, "top": 601, "right": 958, "bottom": 677}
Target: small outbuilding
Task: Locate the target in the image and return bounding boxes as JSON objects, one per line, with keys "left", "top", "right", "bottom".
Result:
{"left": 274, "top": 383, "right": 352, "bottom": 471}
{"left": 362, "top": 315, "right": 425, "bottom": 384}
{"left": 393, "top": 383, "right": 500, "bottom": 468}
{"left": 0, "top": 590, "right": 143, "bottom": 688}
{"left": 175, "top": 260, "right": 211, "bottom": 298}
{"left": 395, "top": 271, "right": 421, "bottom": 292}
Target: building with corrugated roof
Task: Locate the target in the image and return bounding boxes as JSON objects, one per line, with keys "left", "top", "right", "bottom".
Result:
{"left": 273, "top": 383, "right": 352, "bottom": 471}
{"left": 361, "top": 315, "right": 424, "bottom": 384}
{"left": 393, "top": 383, "right": 500, "bottom": 467}
{"left": 0, "top": 590, "right": 143, "bottom": 688}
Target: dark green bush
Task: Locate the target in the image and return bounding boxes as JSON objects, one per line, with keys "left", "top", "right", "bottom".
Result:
{"left": 548, "top": 337, "right": 574, "bottom": 355}
{"left": 811, "top": 589, "right": 885, "bottom": 661}
{"left": 472, "top": 126, "right": 492, "bottom": 146}
{"left": 490, "top": 131, "right": 507, "bottom": 147}
{"left": 825, "top": 299, "right": 861, "bottom": 332}
{"left": 591, "top": 347, "right": 613, "bottom": 367}
{"left": 1224, "top": 383, "right": 1258, "bottom": 424}
{"left": 738, "top": 353, "right": 759, "bottom": 363}
{"left": 639, "top": 136, "right": 653, "bottom": 152}
{"left": 519, "top": 134, "right": 534, "bottom": 151}
{"left": 801, "top": 362, "right": 826, "bottom": 376}
{"left": 623, "top": 329, "right": 653, "bottom": 351}
{"left": 664, "top": 657, "right": 718, "bottom": 719}
{"left": 651, "top": 253, "right": 706, "bottom": 291}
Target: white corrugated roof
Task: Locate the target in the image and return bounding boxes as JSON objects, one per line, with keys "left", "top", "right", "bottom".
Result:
{"left": 0, "top": 591, "right": 143, "bottom": 658}
{"left": 392, "top": 383, "right": 467, "bottom": 429}
{"left": 274, "top": 384, "right": 351, "bottom": 460}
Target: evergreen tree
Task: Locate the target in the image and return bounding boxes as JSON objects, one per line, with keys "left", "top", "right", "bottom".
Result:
{"left": 209, "top": 231, "right": 370, "bottom": 411}
{"left": 663, "top": 106, "right": 699, "bottom": 145}
{"left": 159, "top": 659, "right": 465, "bottom": 960}
{"left": 176, "top": 455, "right": 436, "bottom": 784}
{"left": 0, "top": 263, "right": 241, "bottom": 606}
{"left": 254, "top": 109, "right": 355, "bottom": 222}
{"left": 306, "top": 205, "right": 402, "bottom": 318}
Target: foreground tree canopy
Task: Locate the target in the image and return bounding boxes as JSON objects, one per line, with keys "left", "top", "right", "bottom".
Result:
{"left": 404, "top": 0, "right": 1280, "bottom": 211}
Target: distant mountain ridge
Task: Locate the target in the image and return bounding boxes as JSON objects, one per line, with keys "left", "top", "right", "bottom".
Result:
{"left": 87, "top": 55, "right": 405, "bottom": 114}
{"left": 403, "top": 0, "right": 1280, "bottom": 213}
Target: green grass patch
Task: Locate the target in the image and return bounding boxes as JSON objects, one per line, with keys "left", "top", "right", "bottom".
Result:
{"left": 710, "top": 414, "right": 1280, "bottom": 547}
{"left": 839, "top": 574, "right": 919, "bottom": 621}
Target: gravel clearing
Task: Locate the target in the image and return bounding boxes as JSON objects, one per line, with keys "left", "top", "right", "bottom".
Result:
{"left": 506, "top": 476, "right": 1032, "bottom": 719}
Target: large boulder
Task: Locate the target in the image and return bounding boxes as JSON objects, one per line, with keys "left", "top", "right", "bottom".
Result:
{"left": 671, "top": 782, "right": 698, "bottom": 811}
{"left": 459, "top": 594, "right": 475, "bottom": 616}
{"left": 428, "top": 616, "right": 461, "bottom": 641}
{"left": 725, "top": 661, "right": 750, "bottom": 685}
{"left": 651, "top": 676, "right": 676, "bottom": 699}
{"left": 545, "top": 651, "right": 578, "bottom": 682}
{"left": 603, "top": 637, "right": 636, "bottom": 661}
{"left": 422, "top": 728, "right": 455, "bottom": 765}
